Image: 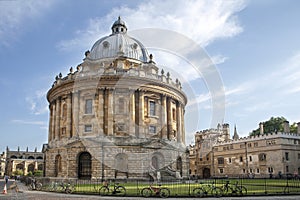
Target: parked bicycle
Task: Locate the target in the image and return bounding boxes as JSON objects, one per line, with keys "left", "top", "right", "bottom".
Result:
{"left": 231, "top": 181, "right": 247, "bottom": 196}
{"left": 99, "top": 181, "right": 126, "bottom": 196}
{"left": 46, "top": 181, "right": 75, "bottom": 193}
{"left": 141, "top": 183, "right": 170, "bottom": 198}
{"left": 28, "top": 178, "right": 42, "bottom": 191}
{"left": 61, "top": 182, "right": 76, "bottom": 194}
{"left": 220, "top": 181, "right": 247, "bottom": 196}
{"left": 193, "top": 181, "right": 222, "bottom": 197}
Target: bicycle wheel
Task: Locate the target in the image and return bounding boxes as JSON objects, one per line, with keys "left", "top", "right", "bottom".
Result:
{"left": 99, "top": 186, "right": 109, "bottom": 195}
{"left": 115, "top": 186, "right": 126, "bottom": 196}
{"left": 211, "top": 187, "right": 223, "bottom": 197}
{"left": 239, "top": 186, "right": 247, "bottom": 196}
{"left": 36, "top": 183, "right": 42, "bottom": 191}
{"left": 221, "top": 187, "right": 232, "bottom": 196}
{"left": 193, "top": 187, "right": 205, "bottom": 197}
{"left": 141, "top": 188, "right": 152, "bottom": 197}
{"left": 159, "top": 188, "right": 170, "bottom": 198}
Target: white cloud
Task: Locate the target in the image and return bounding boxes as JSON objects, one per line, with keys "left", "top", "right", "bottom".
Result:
{"left": 211, "top": 54, "right": 229, "bottom": 65}
{"left": 11, "top": 119, "right": 46, "bottom": 126}
{"left": 25, "top": 89, "right": 48, "bottom": 115}
{"left": 281, "top": 52, "right": 300, "bottom": 94}
{"left": 57, "top": 0, "right": 246, "bottom": 51}
{"left": 0, "top": 0, "right": 56, "bottom": 47}
{"left": 187, "top": 83, "right": 249, "bottom": 108}
{"left": 244, "top": 102, "right": 271, "bottom": 112}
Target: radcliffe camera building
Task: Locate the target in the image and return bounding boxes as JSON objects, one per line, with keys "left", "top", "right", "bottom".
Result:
{"left": 43, "top": 17, "right": 188, "bottom": 180}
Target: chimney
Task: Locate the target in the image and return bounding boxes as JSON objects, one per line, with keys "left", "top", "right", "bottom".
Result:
{"left": 297, "top": 122, "right": 300, "bottom": 134}
{"left": 283, "top": 121, "right": 290, "bottom": 133}
{"left": 222, "top": 123, "right": 230, "bottom": 141}
{"left": 259, "top": 122, "right": 264, "bottom": 135}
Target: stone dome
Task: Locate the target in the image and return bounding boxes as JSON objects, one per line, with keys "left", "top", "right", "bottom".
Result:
{"left": 89, "top": 17, "right": 149, "bottom": 62}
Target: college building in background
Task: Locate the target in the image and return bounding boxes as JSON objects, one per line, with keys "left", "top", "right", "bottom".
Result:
{"left": 4, "top": 147, "right": 44, "bottom": 176}
{"left": 192, "top": 121, "right": 300, "bottom": 178}
{"left": 43, "top": 17, "right": 188, "bottom": 180}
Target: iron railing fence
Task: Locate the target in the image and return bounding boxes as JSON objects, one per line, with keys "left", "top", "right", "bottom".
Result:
{"left": 22, "top": 175, "right": 300, "bottom": 197}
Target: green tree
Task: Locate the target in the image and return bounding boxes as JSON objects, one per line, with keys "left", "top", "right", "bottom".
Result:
{"left": 249, "top": 116, "right": 288, "bottom": 136}
{"left": 13, "top": 169, "right": 24, "bottom": 176}
{"left": 290, "top": 122, "right": 298, "bottom": 133}
{"left": 33, "top": 170, "right": 43, "bottom": 177}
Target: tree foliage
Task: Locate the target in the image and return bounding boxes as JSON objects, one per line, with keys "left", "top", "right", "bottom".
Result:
{"left": 13, "top": 169, "right": 24, "bottom": 176}
{"left": 249, "top": 116, "right": 297, "bottom": 136}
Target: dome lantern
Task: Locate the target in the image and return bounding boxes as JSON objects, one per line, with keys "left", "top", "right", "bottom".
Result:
{"left": 89, "top": 17, "right": 149, "bottom": 62}
{"left": 111, "top": 16, "right": 127, "bottom": 34}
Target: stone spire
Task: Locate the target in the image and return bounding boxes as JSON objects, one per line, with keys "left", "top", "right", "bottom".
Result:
{"left": 233, "top": 124, "right": 239, "bottom": 140}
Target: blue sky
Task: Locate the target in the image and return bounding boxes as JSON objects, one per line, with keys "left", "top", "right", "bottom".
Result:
{"left": 1, "top": 0, "right": 300, "bottom": 152}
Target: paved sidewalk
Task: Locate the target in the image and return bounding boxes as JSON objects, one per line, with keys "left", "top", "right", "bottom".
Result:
{"left": 0, "top": 180, "right": 28, "bottom": 199}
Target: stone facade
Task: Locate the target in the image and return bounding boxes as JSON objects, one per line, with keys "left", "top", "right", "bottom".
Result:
{"left": 44, "top": 18, "right": 188, "bottom": 180}
{"left": 194, "top": 122, "right": 300, "bottom": 178}
{"left": 0, "top": 151, "right": 6, "bottom": 177}
{"left": 188, "top": 144, "right": 196, "bottom": 177}
{"left": 5, "top": 147, "right": 44, "bottom": 176}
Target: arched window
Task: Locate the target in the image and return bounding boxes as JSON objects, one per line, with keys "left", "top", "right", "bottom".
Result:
{"left": 78, "top": 152, "right": 92, "bottom": 179}
{"left": 16, "top": 163, "right": 24, "bottom": 171}
{"left": 27, "top": 163, "right": 35, "bottom": 173}
{"left": 151, "top": 153, "right": 164, "bottom": 170}
{"left": 38, "top": 164, "right": 43, "bottom": 171}
{"left": 10, "top": 155, "right": 17, "bottom": 159}
{"left": 115, "top": 153, "right": 128, "bottom": 172}
{"left": 176, "top": 156, "right": 183, "bottom": 176}
{"left": 28, "top": 156, "right": 35, "bottom": 159}
{"left": 55, "top": 154, "right": 62, "bottom": 177}
{"left": 62, "top": 103, "right": 67, "bottom": 120}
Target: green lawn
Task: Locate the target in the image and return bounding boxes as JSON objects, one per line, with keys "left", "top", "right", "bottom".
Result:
{"left": 45, "top": 178, "right": 300, "bottom": 197}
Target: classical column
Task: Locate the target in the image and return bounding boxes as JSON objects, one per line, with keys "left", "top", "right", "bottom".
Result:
{"left": 48, "top": 104, "right": 53, "bottom": 142}
{"left": 51, "top": 104, "right": 56, "bottom": 141}
{"left": 66, "top": 93, "right": 72, "bottom": 138}
{"left": 181, "top": 105, "right": 185, "bottom": 144}
{"left": 134, "top": 90, "right": 139, "bottom": 137}
{"left": 72, "top": 91, "right": 79, "bottom": 137}
{"left": 176, "top": 101, "right": 182, "bottom": 143}
{"left": 104, "top": 88, "right": 114, "bottom": 136}
{"left": 129, "top": 90, "right": 135, "bottom": 136}
{"left": 161, "top": 94, "right": 167, "bottom": 139}
{"left": 138, "top": 90, "right": 144, "bottom": 137}
{"left": 55, "top": 98, "right": 61, "bottom": 140}
{"left": 97, "top": 89, "right": 104, "bottom": 135}
{"left": 166, "top": 97, "right": 172, "bottom": 139}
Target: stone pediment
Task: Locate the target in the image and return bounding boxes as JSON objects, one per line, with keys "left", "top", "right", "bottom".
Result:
{"left": 142, "top": 139, "right": 185, "bottom": 151}
{"left": 65, "top": 138, "right": 85, "bottom": 148}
